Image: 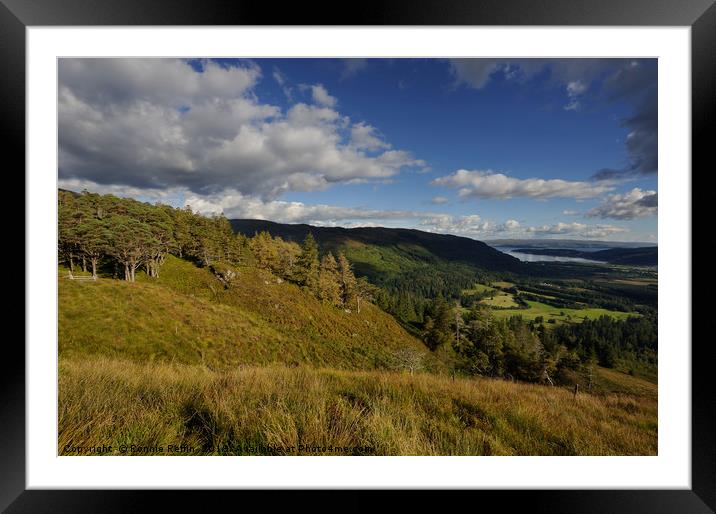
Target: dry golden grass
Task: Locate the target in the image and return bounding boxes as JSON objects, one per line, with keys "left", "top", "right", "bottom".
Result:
{"left": 59, "top": 357, "right": 657, "bottom": 456}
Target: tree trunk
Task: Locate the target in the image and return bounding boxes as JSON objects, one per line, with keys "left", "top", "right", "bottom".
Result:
{"left": 69, "top": 253, "right": 75, "bottom": 273}
{"left": 82, "top": 255, "right": 86, "bottom": 272}
{"left": 91, "top": 258, "right": 98, "bottom": 279}
{"left": 124, "top": 264, "right": 130, "bottom": 281}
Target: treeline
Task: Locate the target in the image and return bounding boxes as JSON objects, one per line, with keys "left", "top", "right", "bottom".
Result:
{"left": 59, "top": 190, "right": 244, "bottom": 281}
{"left": 549, "top": 314, "right": 657, "bottom": 370}
{"left": 514, "top": 281, "right": 649, "bottom": 312}
{"left": 524, "top": 263, "right": 657, "bottom": 310}
{"left": 421, "top": 297, "right": 657, "bottom": 384}
{"left": 58, "top": 190, "right": 376, "bottom": 312}
{"left": 366, "top": 265, "right": 494, "bottom": 325}
{"left": 249, "top": 231, "right": 378, "bottom": 311}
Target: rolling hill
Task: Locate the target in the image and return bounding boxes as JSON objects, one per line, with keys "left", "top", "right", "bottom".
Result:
{"left": 513, "top": 246, "right": 658, "bottom": 266}
{"left": 486, "top": 238, "right": 657, "bottom": 250}
{"left": 59, "top": 255, "right": 433, "bottom": 371}
{"left": 58, "top": 251, "right": 658, "bottom": 457}
{"left": 57, "top": 191, "right": 658, "bottom": 457}
{"left": 230, "top": 220, "right": 525, "bottom": 316}
{"left": 230, "top": 220, "right": 524, "bottom": 272}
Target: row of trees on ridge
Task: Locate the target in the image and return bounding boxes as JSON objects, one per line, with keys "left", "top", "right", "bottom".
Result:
{"left": 58, "top": 190, "right": 375, "bottom": 312}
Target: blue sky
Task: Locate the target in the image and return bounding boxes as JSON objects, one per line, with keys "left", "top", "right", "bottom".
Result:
{"left": 58, "top": 58, "right": 658, "bottom": 242}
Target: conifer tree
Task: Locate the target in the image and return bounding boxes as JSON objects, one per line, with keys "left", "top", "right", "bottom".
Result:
{"left": 249, "top": 231, "right": 280, "bottom": 271}
{"left": 354, "top": 276, "right": 378, "bottom": 313}
{"left": 337, "top": 251, "right": 357, "bottom": 308}
{"left": 58, "top": 201, "right": 81, "bottom": 272}
{"left": 422, "top": 296, "right": 453, "bottom": 351}
{"left": 105, "top": 215, "right": 155, "bottom": 282}
{"left": 73, "top": 218, "right": 111, "bottom": 278}
{"left": 274, "top": 237, "right": 301, "bottom": 279}
{"left": 143, "top": 209, "right": 175, "bottom": 278}
{"left": 296, "top": 233, "right": 320, "bottom": 292}
{"left": 318, "top": 252, "right": 342, "bottom": 306}
{"left": 170, "top": 206, "right": 194, "bottom": 259}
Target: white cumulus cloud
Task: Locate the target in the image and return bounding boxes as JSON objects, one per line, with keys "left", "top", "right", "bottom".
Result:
{"left": 432, "top": 169, "right": 614, "bottom": 200}
{"left": 309, "top": 84, "right": 337, "bottom": 108}
{"left": 58, "top": 59, "right": 425, "bottom": 201}
{"left": 527, "top": 222, "right": 628, "bottom": 239}
{"left": 587, "top": 188, "right": 658, "bottom": 220}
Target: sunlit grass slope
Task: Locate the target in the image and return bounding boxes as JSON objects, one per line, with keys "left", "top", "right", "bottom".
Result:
{"left": 59, "top": 357, "right": 657, "bottom": 456}
{"left": 59, "top": 256, "right": 430, "bottom": 370}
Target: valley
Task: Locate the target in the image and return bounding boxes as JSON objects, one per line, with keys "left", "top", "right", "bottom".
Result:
{"left": 58, "top": 190, "right": 658, "bottom": 456}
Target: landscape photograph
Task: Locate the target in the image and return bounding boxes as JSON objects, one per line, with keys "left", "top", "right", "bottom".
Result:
{"left": 57, "top": 57, "right": 658, "bottom": 456}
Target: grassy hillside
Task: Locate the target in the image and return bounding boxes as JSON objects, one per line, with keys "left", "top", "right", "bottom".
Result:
{"left": 59, "top": 357, "right": 657, "bottom": 456}
{"left": 230, "top": 220, "right": 524, "bottom": 309}
{"left": 230, "top": 219, "right": 524, "bottom": 273}
{"left": 59, "top": 255, "right": 431, "bottom": 371}
{"left": 58, "top": 190, "right": 657, "bottom": 457}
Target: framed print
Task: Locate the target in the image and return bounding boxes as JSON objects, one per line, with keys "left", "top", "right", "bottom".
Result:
{"left": 4, "top": 0, "right": 712, "bottom": 511}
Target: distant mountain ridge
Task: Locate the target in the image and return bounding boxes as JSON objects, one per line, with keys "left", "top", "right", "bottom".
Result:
{"left": 513, "top": 247, "right": 658, "bottom": 266}
{"left": 230, "top": 219, "right": 524, "bottom": 273}
{"left": 487, "top": 238, "right": 657, "bottom": 250}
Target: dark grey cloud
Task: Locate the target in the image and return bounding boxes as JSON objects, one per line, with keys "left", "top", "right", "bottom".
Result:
{"left": 637, "top": 192, "right": 658, "bottom": 208}
{"left": 448, "top": 58, "right": 658, "bottom": 180}
{"left": 592, "top": 62, "right": 658, "bottom": 179}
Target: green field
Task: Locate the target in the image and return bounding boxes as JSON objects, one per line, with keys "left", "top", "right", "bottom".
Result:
{"left": 463, "top": 283, "right": 521, "bottom": 308}
{"left": 519, "top": 290, "right": 557, "bottom": 300}
{"left": 462, "top": 283, "right": 496, "bottom": 295}
{"left": 491, "top": 299, "right": 638, "bottom": 324}
{"left": 492, "top": 281, "right": 515, "bottom": 288}
{"left": 463, "top": 280, "right": 640, "bottom": 324}
{"left": 481, "top": 294, "right": 521, "bottom": 308}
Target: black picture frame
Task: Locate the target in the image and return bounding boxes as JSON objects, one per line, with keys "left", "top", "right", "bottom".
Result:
{"left": 4, "top": 0, "right": 710, "bottom": 511}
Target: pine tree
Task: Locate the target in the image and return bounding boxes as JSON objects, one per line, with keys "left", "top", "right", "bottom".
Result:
{"left": 296, "top": 233, "right": 320, "bottom": 292}
{"left": 105, "top": 215, "right": 155, "bottom": 282}
{"left": 422, "top": 296, "right": 453, "bottom": 351}
{"left": 463, "top": 307, "right": 504, "bottom": 376}
{"left": 249, "top": 231, "right": 280, "bottom": 271}
{"left": 318, "top": 252, "right": 342, "bottom": 306}
{"left": 336, "top": 251, "right": 357, "bottom": 308}
{"left": 354, "top": 276, "right": 378, "bottom": 313}
{"left": 58, "top": 201, "right": 81, "bottom": 272}
{"left": 73, "top": 218, "right": 111, "bottom": 278}
{"left": 171, "top": 206, "right": 194, "bottom": 259}
{"left": 143, "top": 209, "right": 175, "bottom": 278}
{"left": 275, "top": 237, "right": 301, "bottom": 279}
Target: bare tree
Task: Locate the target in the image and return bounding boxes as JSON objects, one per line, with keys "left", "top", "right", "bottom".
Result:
{"left": 393, "top": 348, "right": 425, "bottom": 375}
